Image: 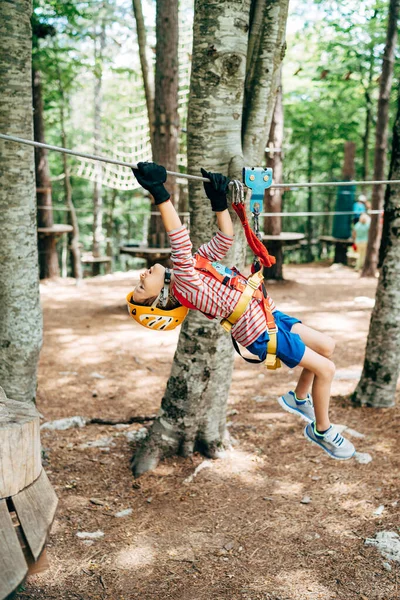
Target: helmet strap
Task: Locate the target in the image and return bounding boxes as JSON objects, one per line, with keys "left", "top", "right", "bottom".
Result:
{"left": 158, "top": 268, "right": 172, "bottom": 308}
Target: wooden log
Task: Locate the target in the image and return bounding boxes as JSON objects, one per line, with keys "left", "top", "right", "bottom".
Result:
{"left": 13, "top": 470, "right": 58, "bottom": 561}
{"left": 0, "top": 387, "right": 41, "bottom": 499}
{"left": 0, "top": 500, "right": 27, "bottom": 600}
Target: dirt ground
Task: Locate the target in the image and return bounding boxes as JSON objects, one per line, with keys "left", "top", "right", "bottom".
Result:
{"left": 16, "top": 262, "right": 400, "bottom": 600}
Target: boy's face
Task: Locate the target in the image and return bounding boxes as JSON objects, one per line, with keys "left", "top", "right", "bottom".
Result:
{"left": 133, "top": 263, "right": 166, "bottom": 304}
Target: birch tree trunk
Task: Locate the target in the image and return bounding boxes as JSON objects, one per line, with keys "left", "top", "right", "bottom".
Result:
{"left": 132, "top": 0, "right": 155, "bottom": 151}
{"left": 33, "top": 67, "right": 59, "bottom": 279}
{"left": 362, "top": 0, "right": 399, "bottom": 277}
{"left": 132, "top": 0, "right": 289, "bottom": 477}
{"left": 0, "top": 0, "right": 43, "bottom": 402}
{"left": 148, "top": 0, "right": 180, "bottom": 250}
{"left": 352, "top": 87, "right": 400, "bottom": 407}
{"left": 242, "top": 0, "right": 289, "bottom": 164}
{"left": 264, "top": 77, "right": 284, "bottom": 279}
{"left": 92, "top": 19, "right": 106, "bottom": 275}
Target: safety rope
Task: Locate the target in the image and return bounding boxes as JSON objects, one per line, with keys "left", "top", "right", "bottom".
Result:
{"left": 2, "top": 133, "right": 400, "bottom": 189}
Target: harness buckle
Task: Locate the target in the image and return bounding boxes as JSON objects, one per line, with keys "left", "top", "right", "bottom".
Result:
{"left": 220, "top": 319, "right": 232, "bottom": 333}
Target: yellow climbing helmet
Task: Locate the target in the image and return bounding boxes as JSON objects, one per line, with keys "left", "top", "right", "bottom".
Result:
{"left": 126, "top": 268, "right": 189, "bottom": 331}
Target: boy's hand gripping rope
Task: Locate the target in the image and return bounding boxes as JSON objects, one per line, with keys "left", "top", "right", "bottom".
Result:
{"left": 231, "top": 179, "right": 276, "bottom": 271}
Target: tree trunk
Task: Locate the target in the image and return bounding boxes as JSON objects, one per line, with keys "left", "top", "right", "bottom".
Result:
{"left": 0, "top": 0, "right": 43, "bottom": 402}
{"left": 132, "top": 0, "right": 155, "bottom": 151}
{"left": 362, "top": 49, "right": 375, "bottom": 181}
{"left": 56, "top": 53, "right": 82, "bottom": 281}
{"left": 362, "top": 0, "right": 399, "bottom": 277}
{"left": 92, "top": 19, "right": 106, "bottom": 275}
{"left": 264, "top": 76, "right": 284, "bottom": 279}
{"left": 32, "top": 67, "right": 59, "bottom": 279}
{"left": 242, "top": 0, "right": 289, "bottom": 164}
{"left": 106, "top": 189, "right": 117, "bottom": 268}
{"left": 147, "top": 0, "right": 180, "bottom": 251}
{"left": 352, "top": 86, "right": 400, "bottom": 407}
{"left": 132, "top": 0, "right": 289, "bottom": 477}
{"left": 306, "top": 136, "right": 314, "bottom": 262}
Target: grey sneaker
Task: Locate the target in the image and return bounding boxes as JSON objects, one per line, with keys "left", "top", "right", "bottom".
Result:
{"left": 277, "top": 390, "right": 315, "bottom": 423}
{"left": 304, "top": 422, "right": 356, "bottom": 460}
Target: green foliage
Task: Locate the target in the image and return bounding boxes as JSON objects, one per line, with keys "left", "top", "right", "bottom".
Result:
{"left": 281, "top": 0, "right": 399, "bottom": 251}
{"left": 31, "top": 0, "right": 399, "bottom": 271}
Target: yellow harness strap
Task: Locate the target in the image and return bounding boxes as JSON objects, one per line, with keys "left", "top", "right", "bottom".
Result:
{"left": 220, "top": 271, "right": 281, "bottom": 370}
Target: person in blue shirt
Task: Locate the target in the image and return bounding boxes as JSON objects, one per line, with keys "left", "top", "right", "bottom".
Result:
{"left": 353, "top": 194, "right": 368, "bottom": 224}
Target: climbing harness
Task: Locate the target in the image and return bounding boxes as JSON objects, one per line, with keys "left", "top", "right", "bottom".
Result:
{"left": 126, "top": 268, "right": 189, "bottom": 331}
{"left": 229, "top": 172, "right": 281, "bottom": 369}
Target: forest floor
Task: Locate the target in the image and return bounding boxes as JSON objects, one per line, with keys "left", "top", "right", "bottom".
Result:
{"left": 16, "top": 262, "right": 400, "bottom": 600}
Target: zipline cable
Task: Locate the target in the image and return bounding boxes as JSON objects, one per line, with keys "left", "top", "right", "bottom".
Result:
{"left": 1, "top": 133, "right": 400, "bottom": 189}
{"left": 0, "top": 133, "right": 210, "bottom": 183}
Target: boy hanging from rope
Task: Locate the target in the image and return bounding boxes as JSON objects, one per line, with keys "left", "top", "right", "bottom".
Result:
{"left": 128, "top": 162, "right": 355, "bottom": 461}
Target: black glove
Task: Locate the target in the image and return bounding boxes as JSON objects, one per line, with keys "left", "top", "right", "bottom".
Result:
{"left": 200, "top": 168, "right": 230, "bottom": 212}
{"left": 132, "top": 162, "right": 170, "bottom": 205}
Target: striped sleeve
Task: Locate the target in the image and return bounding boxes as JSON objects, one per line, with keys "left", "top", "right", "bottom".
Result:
{"left": 197, "top": 230, "right": 234, "bottom": 261}
{"left": 168, "top": 225, "right": 204, "bottom": 291}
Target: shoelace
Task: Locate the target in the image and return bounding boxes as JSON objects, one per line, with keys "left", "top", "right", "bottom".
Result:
{"left": 325, "top": 428, "right": 345, "bottom": 447}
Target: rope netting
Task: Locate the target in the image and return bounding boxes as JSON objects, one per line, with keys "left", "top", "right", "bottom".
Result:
{"left": 74, "top": 7, "right": 193, "bottom": 191}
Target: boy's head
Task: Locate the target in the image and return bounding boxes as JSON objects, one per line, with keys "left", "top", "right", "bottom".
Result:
{"left": 132, "top": 263, "right": 166, "bottom": 305}
{"left": 127, "top": 264, "right": 187, "bottom": 331}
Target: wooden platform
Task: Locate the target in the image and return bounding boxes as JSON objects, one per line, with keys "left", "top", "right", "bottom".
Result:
{"left": 120, "top": 245, "right": 171, "bottom": 259}
{"left": 262, "top": 232, "right": 305, "bottom": 244}
{"left": 318, "top": 235, "right": 353, "bottom": 245}
{"left": 38, "top": 224, "right": 73, "bottom": 235}
{"left": 0, "top": 387, "right": 58, "bottom": 599}
{"left": 120, "top": 245, "right": 172, "bottom": 268}
{"left": 81, "top": 254, "right": 112, "bottom": 264}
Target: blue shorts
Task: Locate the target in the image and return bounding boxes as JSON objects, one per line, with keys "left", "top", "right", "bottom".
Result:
{"left": 246, "top": 310, "right": 306, "bottom": 368}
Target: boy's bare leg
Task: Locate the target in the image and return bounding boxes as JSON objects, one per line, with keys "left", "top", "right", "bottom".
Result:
{"left": 291, "top": 323, "right": 336, "bottom": 400}
{"left": 297, "top": 346, "right": 335, "bottom": 432}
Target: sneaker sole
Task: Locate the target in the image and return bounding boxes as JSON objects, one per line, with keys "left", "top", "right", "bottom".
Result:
{"left": 277, "top": 395, "right": 314, "bottom": 423}
{"left": 303, "top": 427, "right": 355, "bottom": 461}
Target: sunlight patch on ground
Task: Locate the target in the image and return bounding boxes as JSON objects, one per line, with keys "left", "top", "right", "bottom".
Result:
{"left": 196, "top": 448, "right": 267, "bottom": 487}
{"left": 271, "top": 479, "right": 304, "bottom": 497}
{"left": 251, "top": 411, "right": 290, "bottom": 421}
{"left": 275, "top": 568, "right": 337, "bottom": 599}
{"left": 115, "top": 539, "right": 155, "bottom": 570}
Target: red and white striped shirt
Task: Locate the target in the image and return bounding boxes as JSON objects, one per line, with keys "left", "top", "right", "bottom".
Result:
{"left": 169, "top": 225, "right": 276, "bottom": 347}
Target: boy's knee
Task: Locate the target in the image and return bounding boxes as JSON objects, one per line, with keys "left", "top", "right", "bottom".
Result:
{"left": 314, "top": 357, "right": 335, "bottom": 380}
{"left": 322, "top": 336, "right": 335, "bottom": 358}
{"left": 324, "top": 358, "right": 336, "bottom": 379}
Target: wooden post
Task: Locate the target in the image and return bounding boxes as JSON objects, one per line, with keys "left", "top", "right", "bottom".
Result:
{"left": 0, "top": 387, "right": 58, "bottom": 600}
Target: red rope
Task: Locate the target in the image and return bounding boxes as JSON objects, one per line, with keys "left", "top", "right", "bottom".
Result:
{"left": 232, "top": 202, "right": 276, "bottom": 268}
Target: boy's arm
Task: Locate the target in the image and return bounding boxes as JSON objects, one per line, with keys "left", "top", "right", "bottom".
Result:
{"left": 216, "top": 209, "right": 234, "bottom": 237}
{"left": 158, "top": 200, "right": 182, "bottom": 232}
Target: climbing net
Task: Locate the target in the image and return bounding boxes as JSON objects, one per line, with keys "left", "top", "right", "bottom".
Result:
{"left": 74, "top": 5, "right": 193, "bottom": 191}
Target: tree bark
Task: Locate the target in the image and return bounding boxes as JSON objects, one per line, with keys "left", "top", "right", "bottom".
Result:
{"left": 147, "top": 0, "right": 180, "bottom": 251}
{"left": 352, "top": 86, "right": 400, "bottom": 407}
{"left": 362, "top": 48, "right": 375, "bottom": 181}
{"left": 0, "top": 0, "right": 43, "bottom": 402}
{"left": 264, "top": 76, "right": 284, "bottom": 279}
{"left": 132, "top": 0, "right": 289, "bottom": 477}
{"left": 55, "top": 54, "right": 82, "bottom": 281}
{"left": 362, "top": 0, "right": 399, "bottom": 277}
{"left": 242, "top": 0, "right": 289, "bottom": 165}
{"left": 92, "top": 18, "right": 106, "bottom": 275}
{"left": 132, "top": 0, "right": 155, "bottom": 152}
{"left": 306, "top": 136, "right": 314, "bottom": 262}
{"left": 32, "top": 68, "right": 59, "bottom": 279}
